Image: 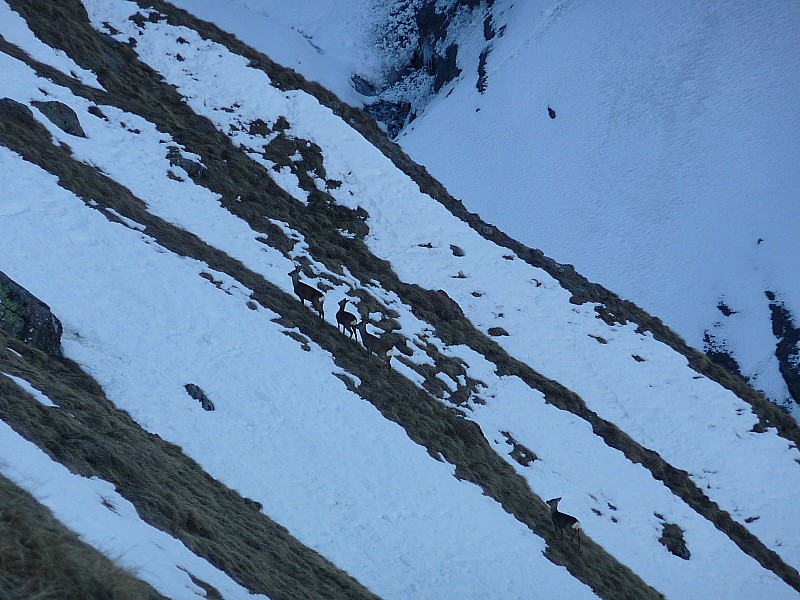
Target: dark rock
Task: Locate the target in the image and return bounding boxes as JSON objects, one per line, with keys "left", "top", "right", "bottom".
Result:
{"left": 247, "top": 119, "right": 272, "bottom": 136}
{"left": 184, "top": 383, "right": 215, "bottom": 411}
{"left": 351, "top": 74, "right": 378, "bottom": 97}
{"left": 717, "top": 301, "right": 736, "bottom": 317}
{"left": 434, "top": 44, "right": 461, "bottom": 92}
{"left": 765, "top": 291, "right": 800, "bottom": 407}
{"left": 703, "top": 331, "right": 745, "bottom": 380}
{"left": 166, "top": 147, "right": 206, "bottom": 178}
{"left": 0, "top": 271, "right": 62, "bottom": 356}
{"left": 477, "top": 46, "right": 491, "bottom": 93}
{"left": 483, "top": 14, "right": 496, "bottom": 41}
{"left": 487, "top": 327, "right": 509, "bottom": 337}
{"left": 365, "top": 100, "right": 411, "bottom": 138}
{"left": 30, "top": 100, "right": 86, "bottom": 137}
{"left": 659, "top": 522, "right": 690, "bottom": 560}
{"left": 88, "top": 105, "right": 108, "bottom": 121}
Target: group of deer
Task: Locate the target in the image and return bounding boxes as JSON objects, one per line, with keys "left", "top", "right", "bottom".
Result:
{"left": 289, "top": 267, "right": 394, "bottom": 369}
{"left": 292, "top": 268, "right": 582, "bottom": 545}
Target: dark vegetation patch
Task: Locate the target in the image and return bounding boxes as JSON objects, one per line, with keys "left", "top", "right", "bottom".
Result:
{"left": 4, "top": 0, "right": 798, "bottom": 595}
{"left": 0, "top": 473, "right": 165, "bottom": 600}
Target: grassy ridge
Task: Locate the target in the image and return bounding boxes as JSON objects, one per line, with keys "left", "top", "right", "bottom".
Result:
{"left": 0, "top": 473, "right": 165, "bottom": 600}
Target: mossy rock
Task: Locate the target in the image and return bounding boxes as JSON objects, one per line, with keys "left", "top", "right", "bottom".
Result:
{"left": 0, "top": 271, "right": 63, "bottom": 356}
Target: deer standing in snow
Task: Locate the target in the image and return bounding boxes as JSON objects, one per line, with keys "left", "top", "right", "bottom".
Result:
{"left": 357, "top": 320, "right": 394, "bottom": 372}
{"left": 288, "top": 266, "right": 325, "bottom": 321}
{"left": 547, "top": 497, "right": 581, "bottom": 550}
{"left": 336, "top": 298, "right": 358, "bottom": 341}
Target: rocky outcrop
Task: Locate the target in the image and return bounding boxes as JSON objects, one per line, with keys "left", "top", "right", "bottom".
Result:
{"left": 766, "top": 291, "right": 800, "bottom": 410}
{"left": 30, "top": 100, "right": 86, "bottom": 137}
{"left": 0, "top": 271, "right": 62, "bottom": 356}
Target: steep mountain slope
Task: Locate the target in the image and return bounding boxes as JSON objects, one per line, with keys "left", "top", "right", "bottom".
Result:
{"left": 392, "top": 0, "right": 800, "bottom": 414}
{"left": 190, "top": 0, "right": 800, "bottom": 415}
{"left": 1, "top": 1, "right": 799, "bottom": 599}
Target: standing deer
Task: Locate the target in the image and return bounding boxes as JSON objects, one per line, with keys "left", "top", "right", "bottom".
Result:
{"left": 288, "top": 266, "right": 325, "bottom": 321}
{"left": 336, "top": 298, "right": 358, "bottom": 341}
{"left": 547, "top": 497, "right": 581, "bottom": 550}
{"left": 357, "top": 320, "right": 394, "bottom": 372}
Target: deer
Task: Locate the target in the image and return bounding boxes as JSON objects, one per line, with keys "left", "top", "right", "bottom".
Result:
{"left": 336, "top": 298, "right": 358, "bottom": 341}
{"left": 288, "top": 266, "right": 325, "bottom": 321}
{"left": 546, "top": 497, "right": 581, "bottom": 550}
{"left": 357, "top": 320, "right": 394, "bottom": 372}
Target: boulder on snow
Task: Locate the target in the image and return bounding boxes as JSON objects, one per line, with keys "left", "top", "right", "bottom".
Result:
{"left": 166, "top": 147, "right": 206, "bottom": 178}
{"left": 185, "top": 383, "right": 215, "bottom": 411}
{"left": 31, "top": 100, "right": 86, "bottom": 137}
{"left": 0, "top": 271, "right": 63, "bottom": 356}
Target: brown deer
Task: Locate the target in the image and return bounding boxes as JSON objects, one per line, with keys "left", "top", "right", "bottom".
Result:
{"left": 288, "top": 266, "right": 325, "bottom": 321}
{"left": 357, "top": 320, "right": 394, "bottom": 371}
{"left": 547, "top": 497, "right": 581, "bottom": 550}
{"left": 336, "top": 298, "right": 358, "bottom": 341}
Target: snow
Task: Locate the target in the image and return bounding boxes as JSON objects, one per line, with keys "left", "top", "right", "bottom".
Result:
{"left": 0, "top": 0, "right": 798, "bottom": 598}
{"left": 396, "top": 0, "right": 800, "bottom": 412}
{"left": 2, "top": 373, "right": 57, "bottom": 407}
{"left": 0, "top": 138, "right": 596, "bottom": 598}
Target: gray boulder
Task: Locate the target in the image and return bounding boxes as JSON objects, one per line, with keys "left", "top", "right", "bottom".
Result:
{"left": 31, "top": 100, "right": 86, "bottom": 137}
{"left": 0, "top": 271, "right": 63, "bottom": 356}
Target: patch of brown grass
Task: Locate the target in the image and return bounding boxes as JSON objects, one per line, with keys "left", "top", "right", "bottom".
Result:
{"left": 0, "top": 474, "right": 164, "bottom": 600}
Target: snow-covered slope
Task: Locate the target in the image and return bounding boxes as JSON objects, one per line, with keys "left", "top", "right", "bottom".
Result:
{"left": 395, "top": 0, "right": 800, "bottom": 414}
{"left": 182, "top": 0, "right": 800, "bottom": 414}
{"left": 1, "top": 1, "right": 799, "bottom": 599}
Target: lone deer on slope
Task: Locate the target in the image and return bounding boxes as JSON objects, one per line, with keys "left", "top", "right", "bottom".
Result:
{"left": 547, "top": 497, "right": 581, "bottom": 550}
{"left": 357, "top": 320, "right": 394, "bottom": 371}
{"left": 336, "top": 298, "right": 358, "bottom": 341}
{"left": 288, "top": 267, "right": 325, "bottom": 321}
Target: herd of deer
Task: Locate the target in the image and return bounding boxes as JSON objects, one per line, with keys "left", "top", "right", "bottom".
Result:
{"left": 289, "top": 267, "right": 394, "bottom": 370}
{"left": 290, "top": 267, "right": 582, "bottom": 548}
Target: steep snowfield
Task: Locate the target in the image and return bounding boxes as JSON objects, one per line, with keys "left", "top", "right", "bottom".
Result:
{"left": 177, "top": 0, "right": 800, "bottom": 413}
{"left": 396, "top": 0, "right": 800, "bottom": 412}
{"left": 1, "top": 1, "right": 799, "bottom": 598}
